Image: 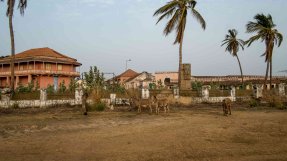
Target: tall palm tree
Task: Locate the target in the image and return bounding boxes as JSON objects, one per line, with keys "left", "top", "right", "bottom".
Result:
{"left": 1, "top": 0, "right": 27, "bottom": 91}
{"left": 221, "top": 29, "right": 245, "bottom": 85}
{"left": 154, "top": 0, "right": 206, "bottom": 90}
{"left": 246, "top": 13, "right": 283, "bottom": 89}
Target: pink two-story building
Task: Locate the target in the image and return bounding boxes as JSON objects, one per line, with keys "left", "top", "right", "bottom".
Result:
{"left": 0, "top": 47, "right": 81, "bottom": 90}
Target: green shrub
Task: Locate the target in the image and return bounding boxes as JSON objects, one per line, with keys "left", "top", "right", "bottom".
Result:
{"left": 46, "top": 84, "right": 54, "bottom": 94}
{"left": 11, "top": 103, "right": 19, "bottom": 109}
{"left": 95, "top": 102, "right": 106, "bottom": 111}
{"left": 249, "top": 99, "right": 259, "bottom": 107}
{"left": 59, "top": 80, "right": 67, "bottom": 93}
{"left": 269, "top": 96, "right": 284, "bottom": 109}
{"left": 87, "top": 102, "right": 106, "bottom": 111}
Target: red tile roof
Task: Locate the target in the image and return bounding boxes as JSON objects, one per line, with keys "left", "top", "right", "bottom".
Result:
{"left": 15, "top": 47, "right": 74, "bottom": 59}
{"left": 0, "top": 47, "right": 81, "bottom": 65}
{"left": 117, "top": 69, "right": 138, "bottom": 78}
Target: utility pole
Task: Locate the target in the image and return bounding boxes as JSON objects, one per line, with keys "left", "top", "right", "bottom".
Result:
{"left": 125, "top": 59, "right": 131, "bottom": 71}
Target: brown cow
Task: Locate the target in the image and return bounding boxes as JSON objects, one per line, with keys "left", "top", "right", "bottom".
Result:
{"left": 152, "top": 96, "right": 169, "bottom": 114}
{"left": 222, "top": 98, "right": 232, "bottom": 116}
{"left": 131, "top": 97, "right": 153, "bottom": 114}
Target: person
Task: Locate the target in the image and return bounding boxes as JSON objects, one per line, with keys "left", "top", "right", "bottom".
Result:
{"left": 82, "top": 90, "right": 88, "bottom": 115}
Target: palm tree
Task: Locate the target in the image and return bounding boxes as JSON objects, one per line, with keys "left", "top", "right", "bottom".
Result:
{"left": 154, "top": 0, "right": 206, "bottom": 90}
{"left": 1, "top": 0, "right": 27, "bottom": 91}
{"left": 221, "top": 29, "right": 245, "bottom": 85}
{"left": 246, "top": 13, "right": 283, "bottom": 89}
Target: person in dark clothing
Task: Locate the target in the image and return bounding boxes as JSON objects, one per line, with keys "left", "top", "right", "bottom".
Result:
{"left": 82, "top": 90, "right": 88, "bottom": 115}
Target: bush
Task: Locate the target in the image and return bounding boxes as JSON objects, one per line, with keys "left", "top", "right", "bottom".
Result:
{"left": 249, "top": 99, "right": 259, "bottom": 107}
{"left": 263, "top": 91, "right": 286, "bottom": 109}
{"left": 59, "top": 80, "right": 67, "bottom": 93}
{"left": 11, "top": 103, "right": 19, "bottom": 109}
{"left": 87, "top": 102, "right": 106, "bottom": 111}
{"left": 46, "top": 84, "right": 54, "bottom": 94}
{"left": 269, "top": 96, "right": 284, "bottom": 109}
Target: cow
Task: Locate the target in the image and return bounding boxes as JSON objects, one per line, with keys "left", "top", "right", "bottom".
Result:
{"left": 222, "top": 98, "right": 232, "bottom": 116}
{"left": 152, "top": 96, "right": 169, "bottom": 115}
{"left": 130, "top": 97, "right": 153, "bottom": 114}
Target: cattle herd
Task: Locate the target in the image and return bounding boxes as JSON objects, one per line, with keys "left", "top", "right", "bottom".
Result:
{"left": 129, "top": 96, "right": 232, "bottom": 116}
{"left": 130, "top": 95, "right": 170, "bottom": 114}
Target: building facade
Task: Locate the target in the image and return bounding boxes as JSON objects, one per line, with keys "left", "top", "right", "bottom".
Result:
{"left": 125, "top": 71, "right": 155, "bottom": 89}
{"left": 113, "top": 69, "right": 139, "bottom": 85}
{"left": 154, "top": 71, "right": 178, "bottom": 89}
{"left": 0, "top": 47, "right": 81, "bottom": 90}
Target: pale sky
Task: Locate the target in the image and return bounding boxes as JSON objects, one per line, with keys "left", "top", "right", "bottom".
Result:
{"left": 0, "top": 0, "right": 286, "bottom": 77}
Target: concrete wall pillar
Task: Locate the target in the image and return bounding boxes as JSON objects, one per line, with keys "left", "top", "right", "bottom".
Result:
{"left": 110, "top": 93, "right": 116, "bottom": 110}
{"left": 141, "top": 88, "right": 150, "bottom": 99}
{"left": 40, "top": 89, "right": 47, "bottom": 108}
{"left": 230, "top": 86, "right": 236, "bottom": 101}
{"left": 266, "top": 84, "right": 270, "bottom": 90}
{"left": 254, "top": 84, "right": 263, "bottom": 98}
{"left": 246, "top": 85, "right": 250, "bottom": 90}
{"left": 278, "top": 83, "right": 285, "bottom": 96}
{"left": 75, "top": 88, "right": 83, "bottom": 105}
{"left": 202, "top": 85, "right": 209, "bottom": 100}
{"left": 173, "top": 87, "right": 179, "bottom": 99}
{"left": 40, "top": 89, "right": 47, "bottom": 101}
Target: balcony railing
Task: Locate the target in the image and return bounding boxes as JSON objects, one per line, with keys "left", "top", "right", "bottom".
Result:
{"left": 0, "top": 69, "right": 80, "bottom": 77}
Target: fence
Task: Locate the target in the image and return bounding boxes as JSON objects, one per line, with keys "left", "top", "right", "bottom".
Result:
{"left": 0, "top": 89, "right": 82, "bottom": 108}
{"left": 1, "top": 83, "right": 286, "bottom": 108}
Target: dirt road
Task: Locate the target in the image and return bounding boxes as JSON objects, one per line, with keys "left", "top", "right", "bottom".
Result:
{"left": 1, "top": 106, "right": 287, "bottom": 161}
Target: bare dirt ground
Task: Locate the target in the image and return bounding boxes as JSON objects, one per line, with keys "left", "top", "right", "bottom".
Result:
{"left": 0, "top": 104, "right": 287, "bottom": 161}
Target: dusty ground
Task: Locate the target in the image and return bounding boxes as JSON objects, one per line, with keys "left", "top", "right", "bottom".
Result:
{"left": 0, "top": 105, "right": 287, "bottom": 161}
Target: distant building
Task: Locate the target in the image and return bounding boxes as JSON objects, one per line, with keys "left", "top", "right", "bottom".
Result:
{"left": 125, "top": 71, "right": 155, "bottom": 89}
{"left": 192, "top": 75, "right": 287, "bottom": 87}
{"left": 113, "top": 69, "right": 138, "bottom": 85}
{"left": 154, "top": 71, "right": 287, "bottom": 89}
{"left": 154, "top": 71, "right": 178, "bottom": 89}
{"left": 0, "top": 47, "right": 81, "bottom": 89}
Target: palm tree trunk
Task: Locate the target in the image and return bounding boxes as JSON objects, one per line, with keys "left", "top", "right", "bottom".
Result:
{"left": 269, "top": 56, "right": 272, "bottom": 88}
{"left": 178, "top": 32, "right": 184, "bottom": 92}
{"left": 235, "top": 55, "right": 244, "bottom": 85}
{"left": 264, "top": 60, "right": 269, "bottom": 90}
{"left": 269, "top": 43, "right": 274, "bottom": 89}
{"left": 178, "top": 43, "right": 182, "bottom": 91}
{"left": 9, "top": 0, "right": 15, "bottom": 92}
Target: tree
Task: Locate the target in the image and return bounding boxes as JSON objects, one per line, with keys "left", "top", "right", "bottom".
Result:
{"left": 221, "top": 29, "right": 245, "bottom": 85}
{"left": 154, "top": 0, "right": 206, "bottom": 90}
{"left": 59, "top": 80, "right": 67, "bottom": 93}
{"left": 246, "top": 13, "right": 283, "bottom": 89}
{"left": 68, "top": 78, "right": 77, "bottom": 93}
{"left": 83, "top": 66, "right": 105, "bottom": 92}
{"left": 1, "top": 0, "right": 27, "bottom": 91}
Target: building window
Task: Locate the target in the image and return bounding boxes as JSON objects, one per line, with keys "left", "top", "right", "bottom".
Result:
{"left": 20, "top": 65, "right": 24, "bottom": 70}
{"left": 57, "top": 64, "right": 62, "bottom": 71}
{"left": 46, "top": 63, "right": 51, "bottom": 70}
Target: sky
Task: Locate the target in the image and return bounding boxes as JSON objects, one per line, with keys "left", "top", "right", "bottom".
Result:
{"left": 0, "top": 0, "right": 286, "bottom": 77}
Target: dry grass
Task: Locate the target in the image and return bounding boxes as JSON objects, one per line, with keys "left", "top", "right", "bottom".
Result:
{"left": 0, "top": 105, "right": 287, "bottom": 161}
